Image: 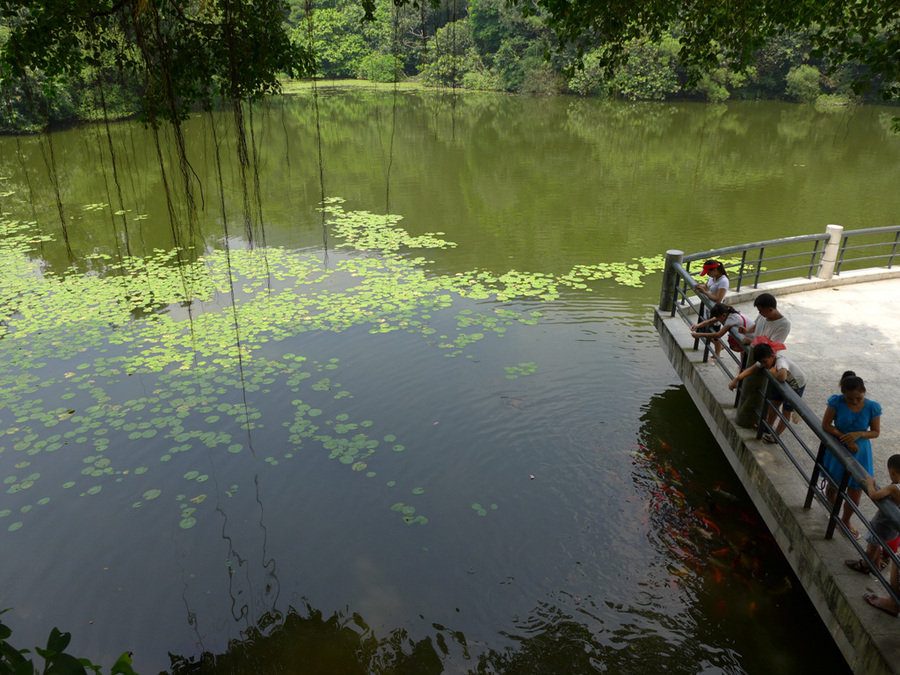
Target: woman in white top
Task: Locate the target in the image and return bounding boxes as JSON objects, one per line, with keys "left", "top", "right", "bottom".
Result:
{"left": 694, "top": 260, "right": 729, "bottom": 303}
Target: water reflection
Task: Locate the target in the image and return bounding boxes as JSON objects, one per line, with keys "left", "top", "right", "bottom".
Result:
{"left": 3, "top": 93, "right": 900, "bottom": 277}
{"left": 632, "top": 387, "right": 849, "bottom": 673}
{"left": 0, "top": 92, "right": 884, "bottom": 673}
{"left": 166, "top": 605, "right": 455, "bottom": 674}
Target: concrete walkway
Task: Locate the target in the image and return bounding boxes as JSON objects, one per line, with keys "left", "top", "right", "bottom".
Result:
{"left": 655, "top": 271, "right": 900, "bottom": 674}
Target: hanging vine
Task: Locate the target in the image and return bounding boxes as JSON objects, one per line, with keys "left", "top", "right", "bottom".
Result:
{"left": 302, "top": 0, "right": 329, "bottom": 253}
{"left": 0, "top": 0, "right": 315, "bottom": 261}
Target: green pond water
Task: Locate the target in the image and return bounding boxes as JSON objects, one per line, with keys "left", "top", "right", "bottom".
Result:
{"left": 2, "top": 87, "right": 900, "bottom": 673}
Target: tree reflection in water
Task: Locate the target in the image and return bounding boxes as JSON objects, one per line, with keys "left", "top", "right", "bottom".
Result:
{"left": 166, "top": 604, "right": 448, "bottom": 674}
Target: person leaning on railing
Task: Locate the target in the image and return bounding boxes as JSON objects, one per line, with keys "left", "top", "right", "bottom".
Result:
{"left": 728, "top": 343, "right": 806, "bottom": 444}
{"left": 846, "top": 454, "right": 900, "bottom": 576}
{"left": 734, "top": 293, "right": 792, "bottom": 429}
{"left": 693, "top": 260, "right": 729, "bottom": 303}
{"left": 738, "top": 293, "right": 791, "bottom": 346}
{"left": 690, "top": 303, "right": 752, "bottom": 360}
{"left": 821, "top": 372, "right": 882, "bottom": 540}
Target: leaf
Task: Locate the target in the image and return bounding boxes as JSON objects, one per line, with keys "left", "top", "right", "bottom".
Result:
{"left": 45, "top": 651, "right": 89, "bottom": 674}
{"left": 111, "top": 652, "right": 139, "bottom": 675}
{"left": 47, "top": 626, "right": 72, "bottom": 653}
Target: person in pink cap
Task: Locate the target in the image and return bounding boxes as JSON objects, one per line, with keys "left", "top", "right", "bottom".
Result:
{"left": 694, "top": 259, "right": 729, "bottom": 303}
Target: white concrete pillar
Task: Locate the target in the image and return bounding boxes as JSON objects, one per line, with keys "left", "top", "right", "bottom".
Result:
{"left": 817, "top": 224, "right": 843, "bottom": 279}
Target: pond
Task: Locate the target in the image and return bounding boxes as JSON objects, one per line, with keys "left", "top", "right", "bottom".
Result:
{"left": 2, "top": 88, "right": 900, "bottom": 673}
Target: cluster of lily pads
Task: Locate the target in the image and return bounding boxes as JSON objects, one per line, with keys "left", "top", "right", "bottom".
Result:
{"left": 0, "top": 199, "right": 670, "bottom": 533}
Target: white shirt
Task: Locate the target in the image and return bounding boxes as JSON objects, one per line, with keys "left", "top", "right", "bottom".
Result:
{"left": 706, "top": 275, "right": 729, "bottom": 299}
{"left": 723, "top": 311, "right": 750, "bottom": 332}
{"left": 773, "top": 353, "right": 806, "bottom": 389}
{"left": 748, "top": 315, "right": 791, "bottom": 344}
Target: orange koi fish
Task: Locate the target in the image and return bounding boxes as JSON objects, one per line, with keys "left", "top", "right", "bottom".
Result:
{"left": 699, "top": 517, "right": 722, "bottom": 534}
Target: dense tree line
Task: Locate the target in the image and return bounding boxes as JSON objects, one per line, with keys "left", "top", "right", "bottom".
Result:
{"left": 0, "top": 0, "right": 897, "bottom": 133}
{"left": 287, "top": 0, "right": 893, "bottom": 104}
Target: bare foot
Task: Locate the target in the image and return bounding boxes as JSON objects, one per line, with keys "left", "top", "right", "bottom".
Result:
{"left": 865, "top": 593, "right": 899, "bottom": 617}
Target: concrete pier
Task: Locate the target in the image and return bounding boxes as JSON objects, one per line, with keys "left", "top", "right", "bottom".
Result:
{"left": 655, "top": 270, "right": 900, "bottom": 674}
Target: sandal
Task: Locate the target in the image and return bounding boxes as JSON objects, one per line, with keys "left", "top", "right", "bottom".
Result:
{"left": 846, "top": 558, "right": 871, "bottom": 574}
{"left": 762, "top": 433, "right": 777, "bottom": 444}
{"left": 865, "top": 593, "right": 899, "bottom": 617}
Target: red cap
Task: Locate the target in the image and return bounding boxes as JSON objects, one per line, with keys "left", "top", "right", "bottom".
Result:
{"left": 751, "top": 335, "right": 786, "bottom": 351}
{"left": 700, "top": 262, "right": 718, "bottom": 276}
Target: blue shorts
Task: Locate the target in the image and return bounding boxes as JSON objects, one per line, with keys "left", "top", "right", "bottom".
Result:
{"left": 767, "top": 385, "right": 806, "bottom": 414}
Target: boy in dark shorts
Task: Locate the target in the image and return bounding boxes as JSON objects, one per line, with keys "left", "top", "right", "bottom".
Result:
{"left": 846, "top": 454, "right": 900, "bottom": 575}
{"left": 728, "top": 343, "right": 806, "bottom": 443}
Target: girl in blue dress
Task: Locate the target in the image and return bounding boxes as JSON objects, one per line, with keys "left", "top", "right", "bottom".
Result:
{"left": 821, "top": 371, "right": 882, "bottom": 539}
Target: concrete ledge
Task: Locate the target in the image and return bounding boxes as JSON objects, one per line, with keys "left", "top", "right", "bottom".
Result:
{"left": 655, "top": 306, "right": 898, "bottom": 675}
{"left": 723, "top": 267, "right": 900, "bottom": 307}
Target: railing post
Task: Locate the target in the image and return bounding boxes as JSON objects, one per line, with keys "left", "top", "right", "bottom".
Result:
{"left": 756, "top": 380, "right": 772, "bottom": 438}
{"left": 806, "top": 443, "right": 827, "bottom": 508}
{"left": 817, "top": 224, "right": 843, "bottom": 279}
{"left": 825, "top": 472, "right": 852, "bottom": 540}
{"left": 890, "top": 231, "right": 900, "bottom": 269}
{"left": 737, "top": 251, "right": 747, "bottom": 291}
{"left": 659, "top": 250, "right": 684, "bottom": 312}
{"left": 735, "top": 364, "right": 766, "bottom": 428}
{"left": 754, "top": 247, "right": 764, "bottom": 288}
{"left": 733, "top": 347, "right": 747, "bottom": 407}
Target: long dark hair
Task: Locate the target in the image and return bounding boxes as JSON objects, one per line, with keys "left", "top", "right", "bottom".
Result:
{"left": 710, "top": 302, "right": 738, "bottom": 317}
{"left": 704, "top": 260, "right": 728, "bottom": 278}
{"left": 840, "top": 370, "right": 866, "bottom": 393}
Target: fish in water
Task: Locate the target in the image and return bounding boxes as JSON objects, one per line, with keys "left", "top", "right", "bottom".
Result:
{"left": 709, "top": 486, "right": 740, "bottom": 504}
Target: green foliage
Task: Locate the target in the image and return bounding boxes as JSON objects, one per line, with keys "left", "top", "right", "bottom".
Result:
{"left": 506, "top": 0, "right": 900, "bottom": 101}
{"left": 694, "top": 63, "right": 753, "bottom": 103}
{"left": 292, "top": 4, "right": 370, "bottom": 78}
{"left": 520, "top": 60, "right": 563, "bottom": 94}
{"left": 567, "top": 50, "right": 606, "bottom": 96}
{"left": 2, "top": 0, "right": 898, "bottom": 129}
{"left": 460, "top": 57, "right": 503, "bottom": 91}
{"left": 0, "top": 0, "right": 314, "bottom": 129}
{"left": 611, "top": 34, "right": 681, "bottom": 100}
{"left": 0, "top": 73, "right": 77, "bottom": 132}
{"left": 814, "top": 92, "right": 852, "bottom": 106}
{"left": 358, "top": 53, "right": 405, "bottom": 82}
{"left": 0, "top": 609, "right": 137, "bottom": 675}
{"left": 785, "top": 64, "right": 822, "bottom": 102}
{"left": 419, "top": 19, "right": 476, "bottom": 87}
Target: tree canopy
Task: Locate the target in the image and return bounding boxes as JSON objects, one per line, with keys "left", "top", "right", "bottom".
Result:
{"left": 0, "top": 0, "right": 898, "bottom": 132}
{"left": 0, "top": 0, "right": 313, "bottom": 126}
{"left": 513, "top": 0, "right": 900, "bottom": 99}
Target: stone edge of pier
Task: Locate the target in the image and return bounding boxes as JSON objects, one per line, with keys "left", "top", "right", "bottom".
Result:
{"left": 654, "top": 271, "right": 900, "bottom": 674}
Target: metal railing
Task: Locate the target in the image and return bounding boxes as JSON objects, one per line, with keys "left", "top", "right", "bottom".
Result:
{"left": 836, "top": 226, "right": 900, "bottom": 274}
{"left": 674, "top": 224, "right": 900, "bottom": 297}
{"left": 683, "top": 233, "right": 830, "bottom": 292}
{"left": 659, "top": 228, "right": 900, "bottom": 606}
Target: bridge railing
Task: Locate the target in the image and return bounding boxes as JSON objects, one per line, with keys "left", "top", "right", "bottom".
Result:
{"left": 682, "top": 233, "right": 831, "bottom": 292}
{"left": 658, "top": 224, "right": 900, "bottom": 607}
{"left": 836, "top": 225, "right": 900, "bottom": 274}
{"left": 673, "top": 223, "right": 900, "bottom": 297}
